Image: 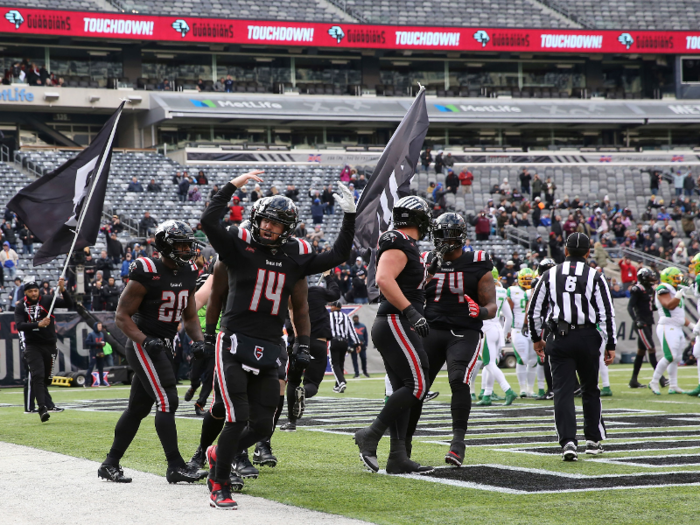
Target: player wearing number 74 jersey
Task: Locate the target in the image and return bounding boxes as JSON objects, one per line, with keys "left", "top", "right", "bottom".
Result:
{"left": 98, "top": 220, "right": 207, "bottom": 485}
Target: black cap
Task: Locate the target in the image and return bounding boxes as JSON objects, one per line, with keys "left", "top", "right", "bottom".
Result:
{"left": 566, "top": 232, "right": 590, "bottom": 251}
{"left": 23, "top": 280, "right": 39, "bottom": 291}
{"left": 330, "top": 301, "right": 342, "bottom": 309}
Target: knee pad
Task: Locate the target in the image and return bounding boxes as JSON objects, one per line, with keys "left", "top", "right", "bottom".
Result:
{"left": 165, "top": 391, "right": 179, "bottom": 413}
{"left": 448, "top": 368, "right": 468, "bottom": 389}
{"left": 304, "top": 383, "right": 318, "bottom": 398}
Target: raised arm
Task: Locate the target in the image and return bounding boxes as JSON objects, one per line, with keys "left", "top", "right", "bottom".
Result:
{"left": 303, "top": 213, "right": 355, "bottom": 275}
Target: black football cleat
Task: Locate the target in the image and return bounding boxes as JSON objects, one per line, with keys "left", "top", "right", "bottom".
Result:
{"left": 166, "top": 464, "right": 207, "bottom": 484}
{"left": 628, "top": 379, "right": 647, "bottom": 389}
{"left": 354, "top": 427, "right": 380, "bottom": 473}
{"left": 292, "top": 385, "right": 306, "bottom": 419}
{"left": 386, "top": 439, "right": 433, "bottom": 474}
{"left": 660, "top": 376, "right": 669, "bottom": 388}
{"left": 424, "top": 391, "right": 440, "bottom": 402}
{"left": 280, "top": 420, "right": 297, "bottom": 432}
{"left": 48, "top": 406, "right": 65, "bottom": 412}
{"left": 188, "top": 445, "right": 206, "bottom": 471}
{"left": 252, "top": 441, "right": 277, "bottom": 467}
{"left": 209, "top": 481, "right": 238, "bottom": 510}
{"left": 38, "top": 406, "right": 50, "bottom": 423}
{"left": 184, "top": 386, "right": 197, "bottom": 402}
{"left": 98, "top": 464, "right": 132, "bottom": 483}
{"left": 445, "top": 441, "right": 466, "bottom": 467}
{"left": 194, "top": 402, "right": 206, "bottom": 417}
{"left": 233, "top": 450, "right": 259, "bottom": 479}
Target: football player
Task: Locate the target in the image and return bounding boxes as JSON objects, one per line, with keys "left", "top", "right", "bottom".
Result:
{"left": 687, "top": 254, "right": 700, "bottom": 396}
{"left": 650, "top": 267, "right": 691, "bottom": 395}
{"left": 98, "top": 220, "right": 206, "bottom": 484}
{"left": 530, "top": 258, "right": 556, "bottom": 399}
{"left": 200, "top": 171, "right": 355, "bottom": 509}
{"left": 408, "top": 213, "right": 499, "bottom": 467}
{"left": 508, "top": 268, "right": 539, "bottom": 397}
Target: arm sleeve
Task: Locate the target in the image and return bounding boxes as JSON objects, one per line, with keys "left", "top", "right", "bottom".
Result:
{"left": 54, "top": 289, "right": 73, "bottom": 309}
{"left": 14, "top": 303, "right": 38, "bottom": 331}
{"left": 302, "top": 214, "right": 355, "bottom": 275}
{"left": 322, "top": 277, "right": 342, "bottom": 302}
{"left": 200, "top": 182, "right": 240, "bottom": 262}
{"left": 593, "top": 274, "right": 617, "bottom": 350}
{"left": 527, "top": 274, "right": 549, "bottom": 343}
{"left": 501, "top": 297, "right": 513, "bottom": 334}
{"left": 346, "top": 316, "right": 361, "bottom": 345}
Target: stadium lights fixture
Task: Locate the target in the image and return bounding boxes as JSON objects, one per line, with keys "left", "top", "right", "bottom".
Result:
{"left": 43, "top": 92, "right": 60, "bottom": 101}
{"left": 87, "top": 51, "right": 109, "bottom": 56}
{"left": 89, "top": 95, "right": 101, "bottom": 103}
{"left": 127, "top": 95, "right": 142, "bottom": 104}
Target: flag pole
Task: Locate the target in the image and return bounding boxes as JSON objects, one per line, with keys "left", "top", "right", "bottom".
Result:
{"left": 47, "top": 108, "right": 123, "bottom": 317}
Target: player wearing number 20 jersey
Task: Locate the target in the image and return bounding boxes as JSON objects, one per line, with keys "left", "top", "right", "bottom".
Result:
{"left": 405, "top": 212, "right": 496, "bottom": 469}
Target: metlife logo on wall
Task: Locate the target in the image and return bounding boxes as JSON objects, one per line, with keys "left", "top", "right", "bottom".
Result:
{"left": 4, "top": 7, "right": 700, "bottom": 53}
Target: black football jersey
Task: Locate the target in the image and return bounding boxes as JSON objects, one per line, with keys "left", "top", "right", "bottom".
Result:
{"left": 376, "top": 230, "right": 425, "bottom": 315}
{"left": 309, "top": 276, "right": 341, "bottom": 339}
{"left": 216, "top": 226, "right": 344, "bottom": 344}
{"left": 128, "top": 256, "right": 198, "bottom": 341}
{"left": 423, "top": 250, "right": 493, "bottom": 330}
{"left": 628, "top": 283, "right": 655, "bottom": 325}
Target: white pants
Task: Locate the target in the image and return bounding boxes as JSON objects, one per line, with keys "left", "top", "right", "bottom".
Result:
{"left": 598, "top": 338, "right": 610, "bottom": 388}
{"left": 513, "top": 330, "right": 537, "bottom": 394}
{"left": 694, "top": 337, "right": 700, "bottom": 384}
{"left": 479, "top": 324, "right": 512, "bottom": 396}
{"left": 652, "top": 324, "right": 687, "bottom": 389}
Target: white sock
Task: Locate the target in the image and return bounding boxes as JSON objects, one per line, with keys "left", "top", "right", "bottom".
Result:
{"left": 486, "top": 362, "right": 511, "bottom": 394}
{"left": 527, "top": 365, "right": 536, "bottom": 393}
{"left": 668, "top": 361, "right": 678, "bottom": 389}
{"left": 516, "top": 363, "right": 528, "bottom": 393}
{"left": 470, "top": 360, "right": 483, "bottom": 388}
{"left": 481, "top": 367, "right": 491, "bottom": 394}
{"left": 693, "top": 340, "right": 700, "bottom": 384}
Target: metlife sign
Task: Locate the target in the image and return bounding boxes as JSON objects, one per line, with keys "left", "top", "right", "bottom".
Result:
{"left": 0, "top": 87, "right": 34, "bottom": 102}
{"left": 3, "top": 7, "right": 700, "bottom": 54}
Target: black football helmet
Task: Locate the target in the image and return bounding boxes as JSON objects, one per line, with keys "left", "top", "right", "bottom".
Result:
{"left": 392, "top": 196, "right": 431, "bottom": 240}
{"left": 637, "top": 267, "right": 657, "bottom": 287}
{"left": 154, "top": 220, "right": 199, "bottom": 267}
{"left": 537, "top": 258, "right": 556, "bottom": 276}
{"left": 250, "top": 195, "right": 299, "bottom": 247}
{"left": 432, "top": 212, "right": 467, "bottom": 251}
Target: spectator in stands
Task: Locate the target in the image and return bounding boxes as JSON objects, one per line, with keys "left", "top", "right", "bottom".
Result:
{"left": 499, "top": 178, "right": 511, "bottom": 196}
{"left": 689, "top": 239, "right": 700, "bottom": 258}
{"left": 96, "top": 250, "right": 112, "bottom": 281}
{"left": 500, "top": 261, "right": 516, "bottom": 287}
{"left": 1, "top": 219, "right": 16, "bottom": 250}
{"left": 456, "top": 167, "right": 473, "bottom": 194}
{"left": 139, "top": 211, "right": 158, "bottom": 237}
{"left": 1, "top": 69, "right": 11, "bottom": 85}
{"left": 563, "top": 214, "right": 579, "bottom": 238}
{"left": 17, "top": 223, "right": 35, "bottom": 255}
{"left": 194, "top": 223, "right": 207, "bottom": 244}
{"left": 672, "top": 171, "right": 685, "bottom": 197}
{"left": 684, "top": 172, "right": 696, "bottom": 197}
{"left": 462, "top": 238, "right": 474, "bottom": 252}
{"left": 549, "top": 233, "right": 565, "bottom": 264}
{"left": 127, "top": 176, "right": 144, "bottom": 192}
{"left": 26, "top": 63, "right": 41, "bottom": 85}
{"left": 420, "top": 148, "right": 433, "bottom": 172}
{"left": 311, "top": 199, "right": 324, "bottom": 225}
{"left": 612, "top": 216, "right": 627, "bottom": 245}
{"left": 682, "top": 209, "right": 697, "bottom": 237}
{"left": 649, "top": 170, "right": 662, "bottom": 195}
{"left": 196, "top": 171, "right": 208, "bottom": 185}
{"left": 102, "top": 277, "right": 121, "bottom": 312}
{"left": 321, "top": 184, "right": 335, "bottom": 215}
{"left": 157, "top": 78, "right": 172, "bottom": 91}
{"left": 532, "top": 198, "right": 543, "bottom": 226}
{"left": 310, "top": 239, "right": 322, "bottom": 253}
{"left": 531, "top": 174, "right": 543, "bottom": 200}
{"left": 172, "top": 171, "right": 183, "bottom": 185}
{"left": 215, "top": 77, "right": 226, "bottom": 91}
{"left": 83, "top": 250, "right": 97, "bottom": 283}
{"left": 209, "top": 184, "right": 220, "bottom": 201}
{"left": 339, "top": 165, "right": 351, "bottom": 182}
{"left": 348, "top": 183, "right": 359, "bottom": 202}
{"left": 443, "top": 152, "right": 454, "bottom": 170}
{"left": 610, "top": 281, "right": 627, "bottom": 299}
{"left": 132, "top": 243, "right": 146, "bottom": 259}
{"left": 120, "top": 252, "right": 132, "bottom": 280}
{"left": 531, "top": 235, "right": 547, "bottom": 260}
{"left": 618, "top": 257, "right": 637, "bottom": 290}
{"left": 351, "top": 273, "right": 368, "bottom": 304}
{"left": 106, "top": 231, "right": 123, "bottom": 266}
{"left": 39, "top": 65, "right": 49, "bottom": 85}
{"left": 307, "top": 225, "right": 325, "bottom": 243}
{"left": 519, "top": 169, "right": 532, "bottom": 196}
{"left": 445, "top": 169, "right": 458, "bottom": 194}
{"left": 188, "top": 185, "right": 202, "bottom": 202}
{"left": 473, "top": 210, "right": 490, "bottom": 241}
{"left": 178, "top": 176, "right": 190, "bottom": 203}
{"left": 265, "top": 185, "right": 280, "bottom": 198}
{"left": 1, "top": 241, "right": 18, "bottom": 281}
{"left": 434, "top": 151, "right": 444, "bottom": 174}
{"left": 91, "top": 279, "right": 104, "bottom": 311}
{"left": 593, "top": 241, "right": 612, "bottom": 268}
{"left": 294, "top": 222, "right": 307, "bottom": 239}
{"left": 250, "top": 185, "right": 262, "bottom": 202}
{"left": 39, "top": 280, "right": 53, "bottom": 298}
{"left": 196, "top": 79, "right": 205, "bottom": 92}
{"left": 224, "top": 75, "right": 234, "bottom": 93}
{"left": 673, "top": 244, "right": 689, "bottom": 266}
{"left": 657, "top": 207, "right": 671, "bottom": 221}
{"left": 545, "top": 177, "right": 556, "bottom": 208}
{"left": 356, "top": 174, "right": 368, "bottom": 190}
{"left": 8, "top": 277, "right": 23, "bottom": 311}
{"left": 285, "top": 184, "right": 299, "bottom": 202}
{"left": 146, "top": 178, "right": 161, "bottom": 192}
{"left": 228, "top": 196, "right": 244, "bottom": 225}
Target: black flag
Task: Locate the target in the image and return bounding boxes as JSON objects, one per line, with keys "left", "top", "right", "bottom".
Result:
{"left": 353, "top": 87, "right": 429, "bottom": 300}
{"left": 8, "top": 102, "right": 124, "bottom": 266}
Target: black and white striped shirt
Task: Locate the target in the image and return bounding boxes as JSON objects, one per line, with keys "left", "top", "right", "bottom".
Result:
{"left": 329, "top": 310, "right": 361, "bottom": 345}
{"left": 527, "top": 257, "right": 617, "bottom": 350}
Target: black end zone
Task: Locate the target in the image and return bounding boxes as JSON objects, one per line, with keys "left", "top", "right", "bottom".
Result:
{"left": 516, "top": 440, "right": 700, "bottom": 455}
{"left": 604, "top": 455, "right": 700, "bottom": 467}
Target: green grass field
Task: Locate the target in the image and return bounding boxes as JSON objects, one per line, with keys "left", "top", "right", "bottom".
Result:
{"left": 2, "top": 364, "right": 700, "bottom": 524}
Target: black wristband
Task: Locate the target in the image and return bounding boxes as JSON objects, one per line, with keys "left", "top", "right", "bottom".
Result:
{"left": 205, "top": 323, "right": 218, "bottom": 336}
{"left": 477, "top": 306, "right": 490, "bottom": 320}
{"left": 297, "top": 335, "right": 311, "bottom": 347}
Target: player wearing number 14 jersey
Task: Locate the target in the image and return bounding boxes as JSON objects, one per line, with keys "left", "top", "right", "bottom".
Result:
{"left": 405, "top": 213, "right": 497, "bottom": 468}
{"left": 98, "top": 220, "right": 206, "bottom": 485}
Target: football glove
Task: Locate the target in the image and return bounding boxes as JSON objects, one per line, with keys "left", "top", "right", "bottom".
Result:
{"left": 464, "top": 294, "right": 482, "bottom": 318}
{"left": 191, "top": 341, "right": 205, "bottom": 360}
{"left": 142, "top": 337, "right": 165, "bottom": 356}
{"left": 427, "top": 247, "right": 448, "bottom": 276}
{"left": 636, "top": 320, "right": 647, "bottom": 329}
{"left": 204, "top": 333, "right": 216, "bottom": 356}
{"left": 403, "top": 305, "right": 429, "bottom": 337}
{"left": 333, "top": 181, "right": 356, "bottom": 213}
{"left": 293, "top": 335, "right": 312, "bottom": 369}
{"left": 676, "top": 285, "right": 689, "bottom": 299}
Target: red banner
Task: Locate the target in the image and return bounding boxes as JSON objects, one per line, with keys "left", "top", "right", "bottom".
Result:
{"left": 0, "top": 6, "right": 696, "bottom": 54}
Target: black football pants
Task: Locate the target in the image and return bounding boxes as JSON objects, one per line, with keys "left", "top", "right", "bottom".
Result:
{"left": 546, "top": 327, "right": 606, "bottom": 447}
{"left": 287, "top": 338, "right": 327, "bottom": 417}
{"left": 329, "top": 338, "right": 349, "bottom": 387}
{"left": 190, "top": 353, "right": 215, "bottom": 407}
{"left": 24, "top": 342, "right": 56, "bottom": 409}
{"left": 22, "top": 345, "right": 56, "bottom": 411}
{"left": 371, "top": 314, "right": 429, "bottom": 441}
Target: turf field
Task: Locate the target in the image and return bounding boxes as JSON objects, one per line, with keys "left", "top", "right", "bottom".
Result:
{"left": 2, "top": 364, "right": 700, "bottom": 525}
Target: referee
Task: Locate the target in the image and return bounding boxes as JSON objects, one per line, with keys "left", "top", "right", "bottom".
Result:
{"left": 328, "top": 301, "right": 361, "bottom": 393}
{"left": 527, "top": 233, "right": 616, "bottom": 461}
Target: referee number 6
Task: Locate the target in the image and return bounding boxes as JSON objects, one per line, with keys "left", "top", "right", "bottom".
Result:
{"left": 564, "top": 275, "right": 577, "bottom": 293}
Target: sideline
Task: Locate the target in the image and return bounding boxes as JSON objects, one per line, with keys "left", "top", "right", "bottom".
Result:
{"left": 0, "top": 441, "right": 369, "bottom": 525}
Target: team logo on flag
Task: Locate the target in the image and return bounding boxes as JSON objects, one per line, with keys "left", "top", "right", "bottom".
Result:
{"left": 254, "top": 346, "right": 264, "bottom": 360}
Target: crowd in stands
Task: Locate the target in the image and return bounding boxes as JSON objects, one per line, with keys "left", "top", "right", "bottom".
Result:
{"left": 2, "top": 59, "right": 65, "bottom": 87}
